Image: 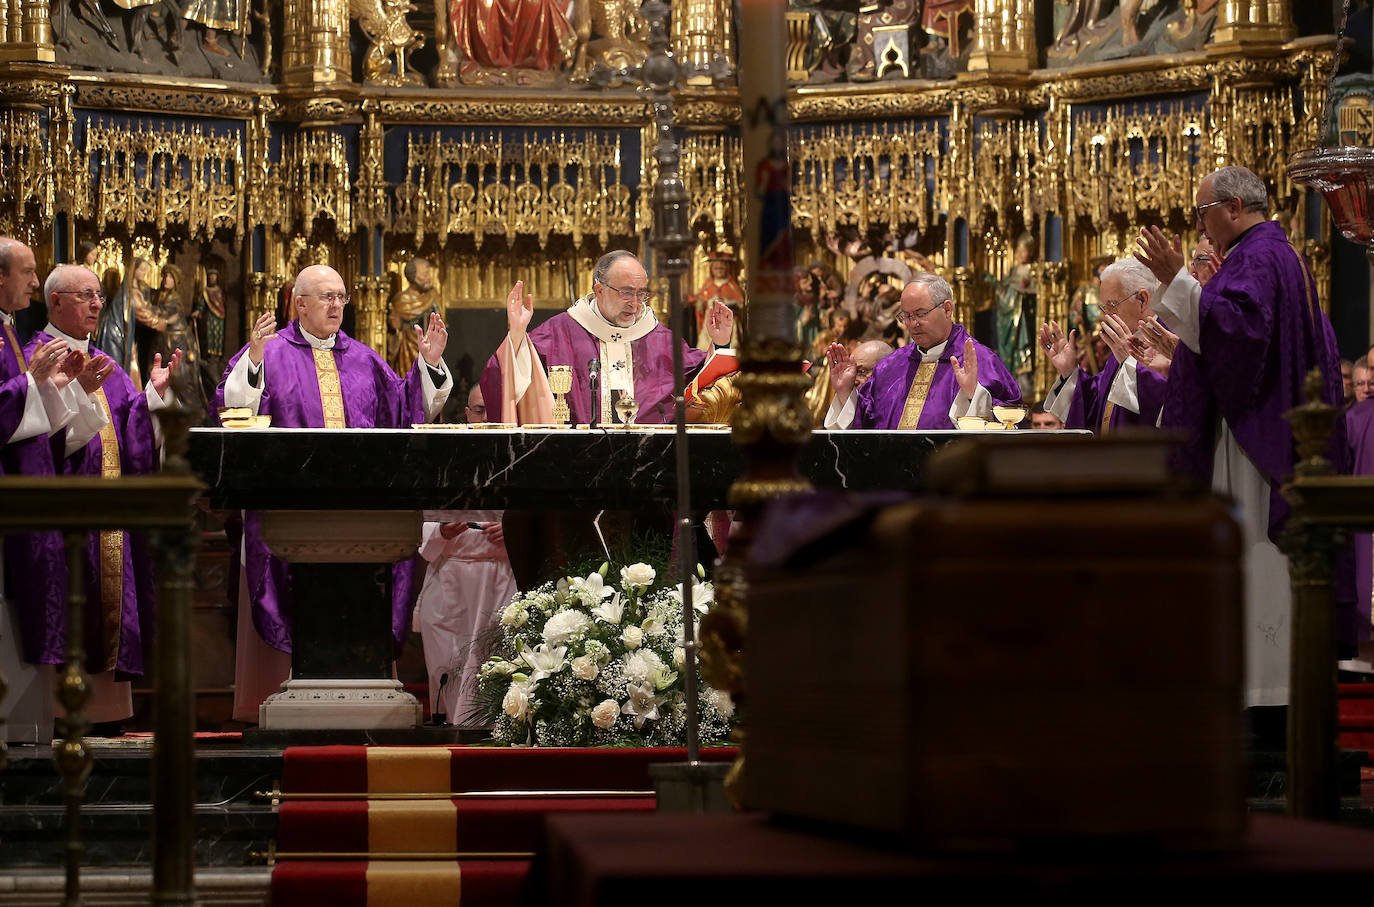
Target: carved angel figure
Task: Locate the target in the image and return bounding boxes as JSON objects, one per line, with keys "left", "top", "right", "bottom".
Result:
{"left": 352, "top": 0, "right": 425, "bottom": 85}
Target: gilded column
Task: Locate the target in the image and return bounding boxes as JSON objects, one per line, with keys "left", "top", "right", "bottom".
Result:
{"left": 965, "top": 0, "right": 1034, "bottom": 74}
{"left": 1212, "top": 0, "right": 1294, "bottom": 45}
{"left": 282, "top": 0, "right": 351, "bottom": 86}
{"left": 672, "top": 0, "right": 731, "bottom": 86}
{"left": 0, "top": 0, "right": 54, "bottom": 62}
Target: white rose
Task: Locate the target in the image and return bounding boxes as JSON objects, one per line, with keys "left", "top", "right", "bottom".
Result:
{"left": 620, "top": 562, "right": 656, "bottom": 590}
{"left": 502, "top": 680, "right": 535, "bottom": 721}
{"left": 673, "top": 647, "right": 685, "bottom": 669}
{"left": 591, "top": 699, "right": 620, "bottom": 730}
{"left": 622, "top": 625, "right": 644, "bottom": 650}
{"left": 571, "top": 655, "right": 599, "bottom": 681}
{"left": 483, "top": 660, "right": 517, "bottom": 677}
{"left": 501, "top": 602, "right": 529, "bottom": 627}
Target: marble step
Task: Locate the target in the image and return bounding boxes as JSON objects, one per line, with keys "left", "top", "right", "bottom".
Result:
{"left": 0, "top": 746, "right": 281, "bottom": 809}
{"left": 0, "top": 866, "right": 271, "bottom": 906}
{"left": 0, "top": 801, "right": 276, "bottom": 868}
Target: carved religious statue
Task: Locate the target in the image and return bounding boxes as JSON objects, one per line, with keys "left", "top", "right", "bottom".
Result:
{"left": 687, "top": 249, "right": 744, "bottom": 350}
{"left": 991, "top": 233, "right": 1037, "bottom": 394}
{"left": 352, "top": 0, "right": 425, "bottom": 85}
{"left": 571, "top": 0, "right": 650, "bottom": 79}
{"left": 137, "top": 264, "right": 209, "bottom": 415}
{"left": 96, "top": 256, "right": 150, "bottom": 382}
{"left": 387, "top": 257, "right": 441, "bottom": 375}
{"left": 192, "top": 265, "right": 227, "bottom": 396}
{"left": 446, "top": 0, "right": 577, "bottom": 84}
{"left": 183, "top": 0, "right": 249, "bottom": 57}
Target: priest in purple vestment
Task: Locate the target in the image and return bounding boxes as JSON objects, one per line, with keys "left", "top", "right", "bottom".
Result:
{"left": 9, "top": 264, "right": 179, "bottom": 730}
{"left": 1137, "top": 165, "right": 1347, "bottom": 710}
{"left": 1040, "top": 258, "right": 1168, "bottom": 433}
{"left": 212, "top": 264, "right": 453, "bottom": 723}
{"left": 824, "top": 271, "right": 1020, "bottom": 429}
{"left": 478, "top": 250, "right": 737, "bottom": 426}
{"left": 1347, "top": 398, "right": 1374, "bottom": 657}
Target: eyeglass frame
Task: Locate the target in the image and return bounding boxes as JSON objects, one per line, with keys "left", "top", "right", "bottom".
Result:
{"left": 596, "top": 280, "right": 654, "bottom": 304}
{"left": 895, "top": 301, "right": 946, "bottom": 324}
{"left": 53, "top": 289, "right": 105, "bottom": 303}
{"left": 297, "top": 291, "right": 351, "bottom": 306}
{"left": 1099, "top": 288, "right": 1144, "bottom": 313}
{"left": 1192, "top": 197, "right": 1232, "bottom": 224}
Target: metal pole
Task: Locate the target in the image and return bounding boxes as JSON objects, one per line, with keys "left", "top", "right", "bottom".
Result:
{"left": 643, "top": 0, "right": 701, "bottom": 764}
{"left": 152, "top": 406, "right": 200, "bottom": 905}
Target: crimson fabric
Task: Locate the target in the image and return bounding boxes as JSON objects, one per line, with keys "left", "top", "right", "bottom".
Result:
{"left": 278, "top": 801, "right": 370, "bottom": 854}
{"left": 279, "top": 745, "right": 739, "bottom": 794}
{"left": 540, "top": 813, "right": 1374, "bottom": 903}
{"left": 271, "top": 860, "right": 530, "bottom": 907}
{"left": 272, "top": 860, "right": 369, "bottom": 907}
{"left": 1339, "top": 685, "right": 1374, "bottom": 754}
{"left": 282, "top": 745, "right": 369, "bottom": 794}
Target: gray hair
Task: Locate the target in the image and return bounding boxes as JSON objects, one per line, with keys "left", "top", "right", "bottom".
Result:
{"left": 592, "top": 250, "right": 640, "bottom": 286}
{"left": 1208, "top": 166, "right": 1268, "bottom": 213}
{"left": 0, "top": 237, "right": 24, "bottom": 273}
{"left": 906, "top": 271, "right": 953, "bottom": 307}
{"left": 1099, "top": 257, "right": 1160, "bottom": 299}
{"left": 43, "top": 264, "right": 86, "bottom": 302}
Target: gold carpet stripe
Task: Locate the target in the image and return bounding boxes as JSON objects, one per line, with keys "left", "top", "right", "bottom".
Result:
{"left": 368, "top": 800, "right": 457, "bottom": 854}
{"left": 366, "top": 747, "right": 453, "bottom": 793}
{"left": 365, "top": 860, "right": 461, "bottom": 906}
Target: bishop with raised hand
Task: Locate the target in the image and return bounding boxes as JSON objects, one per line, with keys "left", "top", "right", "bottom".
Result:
{"left": 825, "top": 272, "right": 1021, "bottom": 429}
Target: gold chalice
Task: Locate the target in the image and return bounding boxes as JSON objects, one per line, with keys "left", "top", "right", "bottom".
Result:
{"left": 548, "top": 365, "right": 573, "bottom": 425}
{"left": 614, "top": 391, "right": 639, "bottom": 428}
{"left": 955, "top": 415, "right": 986, "bottom": 431}
{"left": 993, "top": 404, "right": 1028, "bottom": 430}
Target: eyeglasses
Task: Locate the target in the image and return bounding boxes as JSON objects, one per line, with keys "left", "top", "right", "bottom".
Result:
{"left": 1193, "top": 197, "right": 1231, "bottom": 223}
{"left": 598, "top": 281, "right": 654, "bottom": 304}
{"left": 896, "top": 302, "right": 943, "bottom": 324}
{"left": 1100, "top": 289, "right": 1143, "bottom": 312}
{"left": 300, "top": 292, "right": 350, "bottom": 306}
{"left": 55, "top": 289, "right": 104, "bottom": 303}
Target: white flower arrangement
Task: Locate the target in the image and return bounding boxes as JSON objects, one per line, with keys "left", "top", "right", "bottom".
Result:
{"left": 476, "top": 562, "right": 736, "bottom": 747}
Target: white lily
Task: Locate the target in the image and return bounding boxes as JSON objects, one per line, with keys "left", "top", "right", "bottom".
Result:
{"left": 574, "top": 571, "right": 616, "bottom": 602}
{"left": 520, "top": 643, "right": 568, "bottom": 681}
{"left": 591, "top": 591, "right": 624, "bottom": 624}
{"left": 620, "top": 682, "right": 668, "bottom": 729}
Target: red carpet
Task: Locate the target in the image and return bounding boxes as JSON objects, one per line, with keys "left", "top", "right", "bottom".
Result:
{"left": 270, "top": 745, "right": 739, "bottom": 906}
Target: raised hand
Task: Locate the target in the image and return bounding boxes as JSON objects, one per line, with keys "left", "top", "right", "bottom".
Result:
{"left": 416, "top": 311, "right": 449, "bottom": 367}
{"left": 77, "top": 353, "right": 116, "bottom": 394}
{"left": 27, "top": 338, "right": 71, "bottom": 384}
{"left": 506, "top": 281, "right": 534, "bottom": 348}
{"left": 1038, "top": 321, "right": 1078, "bottom": 379}
{"left": 1140, "top": 315, "right": 1179, "bottom": 358}
{"left": 706, "top": 299, "right": 734, "bottom": 347}
{"left": 1100, "top": 312, "right": 1136, "bottom": 364}
{"left": 1134, "top": 225, "right": 1185, "bottom": 286}
{"left": 248, "top": 311, "right": 278, "bottom": 366}
{"left": 826, "top": 342, "right": 857, "bottom": 402}
{"left": 951, "top": 337, "right": 979, "bottom": 398}
{"left": 148, "top": 349, "right": 183, "bottom": 398}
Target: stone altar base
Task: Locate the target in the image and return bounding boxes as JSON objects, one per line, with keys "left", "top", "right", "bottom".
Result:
{"left": 256, "top": 511, "right": 422, "bottom": 731}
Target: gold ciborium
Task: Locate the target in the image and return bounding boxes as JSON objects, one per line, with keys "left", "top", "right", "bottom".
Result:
{"left": 548, "top": 366, "right": 573, "bottom": 425}
{"left": 993, "top": 404, "right": 1028, "bottom": 430}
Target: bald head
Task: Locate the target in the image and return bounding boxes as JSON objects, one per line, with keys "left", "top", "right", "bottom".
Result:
{"left": 293, "top": 265, "right": 348, "bottom": 337}
{"left": 0, "top": 237, "right": 38, "bottom": 314}
{"left": 852, "top": 340, "right": 893, "bottom": 387}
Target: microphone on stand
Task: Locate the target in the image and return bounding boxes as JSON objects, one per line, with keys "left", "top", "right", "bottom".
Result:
{"left": 588, "top": 359, "right": 601, "bottom": 428}
{"left": 432, "top": 673, "right": 449, "bottom": 726}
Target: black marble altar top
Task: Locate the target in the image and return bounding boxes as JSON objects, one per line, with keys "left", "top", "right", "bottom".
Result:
{"left": 187, "top": 427, "right": 1084, "bottom": 511}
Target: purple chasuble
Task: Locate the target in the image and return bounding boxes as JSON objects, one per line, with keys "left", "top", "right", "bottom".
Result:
{"left": 852, "top": 323, "right": 1021, "bottom": 429}
{"left": 1161, "top": 220, "right": 1347, "bottom": 542}
{"left": 8, "top": 332, "right": 158, "bottom": 679}
{"left": 1061, "top": 352, "right": 1167, "bottom": 433}
{"left": 211, "top": 321, "right": 429, "bottom": 653}
{"left": 1348, "top": 399, "right": 1374, "bottom": 642}
{"left": 479, "top": 311, "right": 709, "bottom": 426}
{"left": 0, "top": 320, "right": 32, "bottom": 474}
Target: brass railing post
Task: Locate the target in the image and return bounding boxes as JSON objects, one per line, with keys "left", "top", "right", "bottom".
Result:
{"left": 152, "top": 405, "right": 201, "bottom": 905}
{"left": 55, "top": 529, "right": 92, "bottom": 907}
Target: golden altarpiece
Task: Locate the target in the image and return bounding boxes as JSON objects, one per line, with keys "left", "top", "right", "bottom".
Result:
{"left": 0, "top": 0, "right": 1341, "bottom": 399}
